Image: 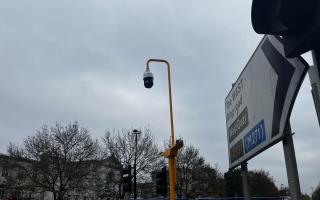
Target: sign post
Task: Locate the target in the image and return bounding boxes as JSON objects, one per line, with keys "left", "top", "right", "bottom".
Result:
{"left": 241, "top": 163, "right": 251, "bottom": 200}
{"left": 282, "top": 122, "right": 301, "bottom": 200}
{"left": 309, "top": 49, "right": 320, "bottom": 126}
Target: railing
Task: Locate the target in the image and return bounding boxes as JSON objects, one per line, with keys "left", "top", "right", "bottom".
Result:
{"left": 197, "top": 197, "right": 290, "bottom": 200}
{"left": 144, "top": 197, "right": 290, "bottom": 200}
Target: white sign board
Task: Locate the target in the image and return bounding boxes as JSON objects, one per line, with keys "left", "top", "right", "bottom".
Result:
{"left": 225, "top": 35, "right": 309, "bottom": 169}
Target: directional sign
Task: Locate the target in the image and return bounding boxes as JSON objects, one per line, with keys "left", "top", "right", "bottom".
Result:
{"left": 225, "top": 35, "right": 309, "bottom": 169}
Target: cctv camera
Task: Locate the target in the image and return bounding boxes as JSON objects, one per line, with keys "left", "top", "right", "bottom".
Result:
{"left": 143, "top": 69, "right": 154, "bottom": 89}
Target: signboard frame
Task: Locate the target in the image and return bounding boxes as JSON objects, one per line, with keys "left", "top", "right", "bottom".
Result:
{"left": 225, "top": 35, "right": 309, "bottom": 169}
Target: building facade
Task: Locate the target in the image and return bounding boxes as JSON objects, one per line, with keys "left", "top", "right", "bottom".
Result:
{"left": 0, "top": 155, "right": 120, "bottom": 200}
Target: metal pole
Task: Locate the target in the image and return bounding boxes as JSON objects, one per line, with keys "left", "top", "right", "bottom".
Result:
{"left": 146, "top": 59, "right": 176, "bottom": 200}
{"left": 310, "top": 48, "right": 320, "bottom": 126}
{"left": 241, "top": 163, "right": 252, "bottom": 200}
{"left": 146, "top": 59, "right": 175, "bottom": 145}
{"left": 133, "top": 130, "right": 140, "bottom": 200}
{"left": 166, "top": 61, "right": 176, "bottom": 200}
{"left": 166, "top": 61, "right": 175, "bottom": 146}
{"left": 134, "top": 136, "right": 137, "bottom": 200}
{"left": 282, "top": 122, "right": 301, "bottom": 200}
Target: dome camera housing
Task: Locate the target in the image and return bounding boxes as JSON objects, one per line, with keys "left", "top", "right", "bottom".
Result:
{"left": 143, "top": 69, "right": 154, "bottom": 89}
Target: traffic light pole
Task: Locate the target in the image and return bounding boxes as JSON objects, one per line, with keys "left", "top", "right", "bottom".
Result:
{"left": 241, "top": 163, "right": 251, "bottom": 200}
{"left": 282, "top": 122, "right": 301, "bottom": 200}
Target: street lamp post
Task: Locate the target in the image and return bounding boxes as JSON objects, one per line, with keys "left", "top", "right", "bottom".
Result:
{"left": 133, "top": 129, "right": 141, "bottom": 200}
{"left": 143, "top": 59, "right": 179, "bottom": 200}
{"left": 144, "top": 59, "right": 174, "bottom": 146}
{"left": 143, "top": 59, "right": 175, "bottom": 145}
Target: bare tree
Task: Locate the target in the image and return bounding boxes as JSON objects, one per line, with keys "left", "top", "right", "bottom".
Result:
{"left": 102, "top": 128, "right": 161, "bottom": 182}
{"left": 192, "top": 163, "right": 224, "bottom": 197}
{"left": 176, "top": 144, "right": 224, "bottom": 198}
{"left": 224, "top": 168, "right": 280, "bottom": 197}
{"left": 7, "top": 122, "right": 99, "bottom": 200}
{"left": 176, "top": 145, "right": 205, "bottom": 198}
{"left": 312, "top": 183, "right": 320, "bottom": 200}
{"left": 7, "top": 142, "right": 25, "bottom": 158}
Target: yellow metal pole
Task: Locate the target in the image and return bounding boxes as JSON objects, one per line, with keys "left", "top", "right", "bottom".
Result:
{"left": 166, "top": 61, "right": 176, "bottom": 200}
{"left": 146, "top": 59, "right": 176, "bottom": 200}
{"left": 166, "top": 61, "right": 175, "bottom": 146}
{"left": 169, "top": 157, "right": 176, "bottom": 200}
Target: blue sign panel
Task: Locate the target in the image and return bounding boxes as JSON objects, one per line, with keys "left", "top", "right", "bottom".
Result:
{"left": 244, "top": 120, "right": 266, "bottom": 153}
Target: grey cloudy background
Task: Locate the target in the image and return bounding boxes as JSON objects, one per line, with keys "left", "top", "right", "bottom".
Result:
{"left": 0, "top": 0, "right": 319, "bottom": 194}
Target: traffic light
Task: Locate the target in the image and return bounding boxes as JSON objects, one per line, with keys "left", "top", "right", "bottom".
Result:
{"left": 251, "top": 0, "right": 320, "bottom": 57}
{"left": 155, "top": 166, "right": 168, "bottom": 197}
{"left": 122, "top": 165, "right": 132, "bottom": 194}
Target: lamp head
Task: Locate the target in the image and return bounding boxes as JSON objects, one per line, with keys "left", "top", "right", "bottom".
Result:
{"left": 133, "top": 129, "right": 141, "bottom": 134}
{"left": 143, "top": 68, "right": 154, "bottom": 89}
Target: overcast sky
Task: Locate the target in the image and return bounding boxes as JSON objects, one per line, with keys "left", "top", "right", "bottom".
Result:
{"left": 0, "top": 0, "right": 319, "bottom": 195}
